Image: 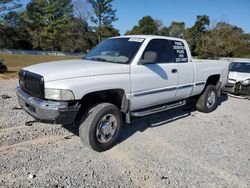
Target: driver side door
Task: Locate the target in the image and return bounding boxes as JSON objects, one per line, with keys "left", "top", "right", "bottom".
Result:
{"left": 130, "top": 39, "right": 179, "bottom": 110}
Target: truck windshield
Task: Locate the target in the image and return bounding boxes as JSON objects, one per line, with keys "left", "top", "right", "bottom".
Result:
{"left": 84, "top": 37, "right": 144, "bottom": 64}
{"left": 229, "top": 62, "right": 250, "bottom": 73}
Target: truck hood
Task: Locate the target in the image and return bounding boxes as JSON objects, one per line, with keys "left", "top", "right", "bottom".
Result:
{"left": 23, "top": 60, "right": 130, "bottom": 82}
{"left": 228, "top": 71, "right": 250, "bottom": 82}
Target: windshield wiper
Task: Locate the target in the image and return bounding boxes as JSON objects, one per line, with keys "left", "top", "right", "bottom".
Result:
{"left": 88, "top": 57, "right": 110, "bottom": 62}
{"left": 84, "top": 56, "right": 126, "bottom": 64}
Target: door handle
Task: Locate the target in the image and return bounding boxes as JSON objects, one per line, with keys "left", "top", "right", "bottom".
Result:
{"left": 171, "top": 69, "right": 178, "bottom": 73}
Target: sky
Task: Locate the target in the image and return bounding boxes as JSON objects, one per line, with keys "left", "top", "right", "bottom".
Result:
{"left": 20, "top": 0, "right": 250, "bottom": 34}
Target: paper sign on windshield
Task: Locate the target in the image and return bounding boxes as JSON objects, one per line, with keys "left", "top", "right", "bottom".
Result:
{"left": 129, "top": 38, "right": 145, "bottom": 43}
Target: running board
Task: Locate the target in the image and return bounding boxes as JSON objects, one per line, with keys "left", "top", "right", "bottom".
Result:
{"left": 131, "top": 100, "right": 186, "bottom": 117}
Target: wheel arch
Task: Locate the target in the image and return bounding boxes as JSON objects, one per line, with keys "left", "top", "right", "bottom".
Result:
{"left": 75, "top": 89, "right": 129, "bottom": 122}
{"left": 205, "top": 74, "right": 221, "bottom": 87}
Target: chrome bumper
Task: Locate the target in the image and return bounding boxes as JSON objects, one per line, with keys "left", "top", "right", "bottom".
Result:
{"left": 16, "top": 86, "right": 79, "bottom": 124}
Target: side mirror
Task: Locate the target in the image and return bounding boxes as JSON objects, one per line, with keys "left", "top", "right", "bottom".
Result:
{"left": 140, "top": 51, "right": 158, "bottom": 65}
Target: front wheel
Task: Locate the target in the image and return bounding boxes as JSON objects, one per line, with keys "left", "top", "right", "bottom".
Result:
{"left": 79, "top": 103, "right": 122, "bottom": 152}
{"left": 196, "top": 85, "right": 218, "bottom": 113}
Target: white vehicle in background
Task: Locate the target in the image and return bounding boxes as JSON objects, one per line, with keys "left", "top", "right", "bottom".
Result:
{"left": 223, "top": 59, "right": 250, "bottom": 96}
{"left": 16, "top": 35, "right": 229, "bottom": 151}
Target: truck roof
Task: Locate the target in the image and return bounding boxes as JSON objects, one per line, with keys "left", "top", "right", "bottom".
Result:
{"left": 112, "top": 35, "right": 186, "bottom": 42}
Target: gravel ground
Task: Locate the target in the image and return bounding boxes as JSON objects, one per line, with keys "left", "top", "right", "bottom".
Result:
{"left": 0, "top": 79, "right": 250, "bottom": 188}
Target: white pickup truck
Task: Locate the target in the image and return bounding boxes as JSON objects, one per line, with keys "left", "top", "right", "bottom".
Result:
{"left": 16, "top": 35, "right": 229, "bottom": 151}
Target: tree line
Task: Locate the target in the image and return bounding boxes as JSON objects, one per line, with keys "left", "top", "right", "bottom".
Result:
{"left": 0, "top": 0, "right": 250, "bottom": 58}
{"left": 126, "top": 15, "right": 250, "bottom": 58}
{"left": 0, "top": 0, "right": 119, "bottom": 52}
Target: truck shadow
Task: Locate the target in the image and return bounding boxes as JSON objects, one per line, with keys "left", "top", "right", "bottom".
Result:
{"left": 117, "top": 94, "right": 228, "bottom": 144}
{"left": 62, "top": 94, "right": 228, "bottom": 145}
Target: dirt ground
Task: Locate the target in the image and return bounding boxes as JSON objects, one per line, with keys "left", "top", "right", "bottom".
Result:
{"left": 0, "top": 79, "right": 250, "bottom": 188}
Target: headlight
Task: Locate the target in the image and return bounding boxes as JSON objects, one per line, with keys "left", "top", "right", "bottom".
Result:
{"left": 45, "top": 89, "right": 75, "bottom": 100}
{"left": 240, "top": 79, "right": 250, "bottom": 87}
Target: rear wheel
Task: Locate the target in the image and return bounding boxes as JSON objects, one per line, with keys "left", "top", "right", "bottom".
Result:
{"left": 79, "top": 103, "right": 122, "bottom": 152}
{"left": 196, "top": 85, "right": 218, "bottom": 113}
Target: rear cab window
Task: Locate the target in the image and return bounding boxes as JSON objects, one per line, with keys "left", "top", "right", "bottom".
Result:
{"left": 169, "top": 40, "right": 188, "bottom": 63}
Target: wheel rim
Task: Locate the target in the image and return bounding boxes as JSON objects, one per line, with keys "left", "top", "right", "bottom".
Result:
{"left": 96, "top": 114, "right": 117, "bottom": 144}
{"left": 207, "top": 91, "right": 216, "bottom": 108}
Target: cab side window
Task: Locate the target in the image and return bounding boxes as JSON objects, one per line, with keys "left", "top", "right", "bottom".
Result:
{"left": 141, "top": 39, "right": 172, "bottom": 63}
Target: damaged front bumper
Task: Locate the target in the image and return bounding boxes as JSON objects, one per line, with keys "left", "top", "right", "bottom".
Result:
{"left": 223, "top": 82, "right": 250, "bottom": 96}
{"left": 16, "top": 86, "right": 80, "bottom": 124}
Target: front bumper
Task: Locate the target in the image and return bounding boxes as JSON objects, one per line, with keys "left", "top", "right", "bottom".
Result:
{"left": 16, "top": 86, "right": 80, "bottom": 124}
{"left": 223, "top": 82, "right": 250, "bottom": 96}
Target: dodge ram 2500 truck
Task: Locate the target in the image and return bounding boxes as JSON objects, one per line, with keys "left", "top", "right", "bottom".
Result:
{"left": 16, "top": 35, "right": 229, "bottom": 151}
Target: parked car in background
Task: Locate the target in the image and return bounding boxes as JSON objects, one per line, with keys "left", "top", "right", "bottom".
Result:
{"left": 223, "top": 60, "right": 250, "bottom": 96}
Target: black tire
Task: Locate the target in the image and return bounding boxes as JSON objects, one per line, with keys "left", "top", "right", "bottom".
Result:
{"left": 79, "top": 103, "right": 122, "bottom": 152}
{"left": 196, "top": 84, "right": 218, "bottom": 113}
{"left": 0, "top": 64, "right": 7, "bottom": 73}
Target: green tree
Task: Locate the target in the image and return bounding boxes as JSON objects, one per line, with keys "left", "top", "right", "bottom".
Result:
{"left": 88, "top": 0, "right": 118, "bottom": 42}
{"left": 43, "top": 0, "right": 73, "bottom": 51}
{"left": 159, "top": 26, "right": 170, "bottom": 36}
{"left": 72, "top": 0, "right": 100, "bottom": 51}
{"left": 240, "top": 33, "right": 250, "bottom": 57}
{"left": 99, "top": 25, "right": 119, "bottom": 38}
{"left": 25, "top": 0, "right": 73, "bottom": 51}
{"left": 65, "top": 17, "right": 96, "bottom": 52}
{"left": 197, "top": 22, "right": 247, "bottom": 58}
{"left": 185, "top": 15, "right": 210, "bottom": 55}
{"left": 25, "top": 0, "right": 47, "bottom": 49}
{"left": 126, "top": 16, "right": 159, "bottom": 35}
{"left": 168, "top": 21, "right": 185, "bottom": 38}
{"left": 0, "top": 11, "right": 32, "bottom": 49}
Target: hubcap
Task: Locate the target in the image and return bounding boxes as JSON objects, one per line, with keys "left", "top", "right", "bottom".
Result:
{"left": 207, "top": 91, "right": 216, "bottom": 108}
{"left": 96, "top": 114, "right": 117, "bottom": 144}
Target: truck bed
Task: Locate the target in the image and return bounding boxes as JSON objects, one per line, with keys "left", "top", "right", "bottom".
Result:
{"left": 191, "top": 59, "right": 230, "bottom": 96}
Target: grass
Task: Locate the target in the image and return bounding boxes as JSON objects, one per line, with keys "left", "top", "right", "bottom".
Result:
{"left": 0, "top": 54, "right": 81, "bottom": 79}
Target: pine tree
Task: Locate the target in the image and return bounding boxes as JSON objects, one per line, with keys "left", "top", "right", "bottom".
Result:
{"left": 88, "top": 0, "right": 118, "bottom": 42}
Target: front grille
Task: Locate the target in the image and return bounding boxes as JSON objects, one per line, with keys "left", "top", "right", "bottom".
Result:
{"left": 19, "top": 70, "right": 44, "bottom": 99}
